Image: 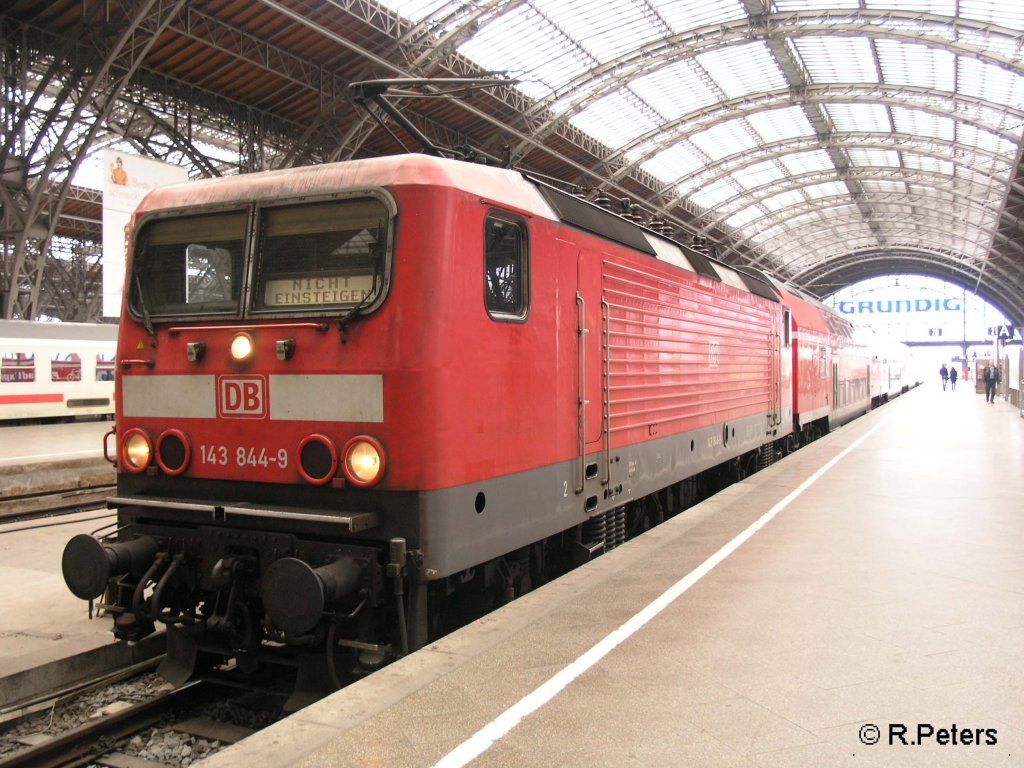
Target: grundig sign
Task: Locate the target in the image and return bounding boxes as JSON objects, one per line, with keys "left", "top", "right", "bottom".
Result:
{"left": 835, "top": 298, "right": 962, "bottom": 315}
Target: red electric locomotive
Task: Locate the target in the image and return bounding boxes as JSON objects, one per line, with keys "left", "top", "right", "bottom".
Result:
{"left": 60, "top": 151, "right": 904, "bottom": 704}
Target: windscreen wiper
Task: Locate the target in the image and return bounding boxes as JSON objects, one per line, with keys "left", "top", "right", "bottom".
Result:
{"left": 132, "top": 268, "right": 157, "bottom": 340}
{"left": 336, "top": 224, "right": 386, "bottom": 336}
{"left": 336, "top": 275, "right": 380, "bottom": 337}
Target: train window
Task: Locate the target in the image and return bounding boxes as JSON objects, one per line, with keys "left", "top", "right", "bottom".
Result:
{"left": 96, "top": 354, "right": 115, "bottom": 382}
{"left": 253, "top": 198, "right": 388, "bottom": 313}
{"left": 51, "top": 353, "right": 81, "bottom": 382}
{"left": 484, "top": 213, "right": 529, "bottom": 321}
{"left": 1, "top": 352, "right": 35, "bottom": 383}
{"left": 133, "top": 211, "right": 247, "bottom": 318}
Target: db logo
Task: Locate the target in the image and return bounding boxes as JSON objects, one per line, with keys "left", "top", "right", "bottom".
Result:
{"left": 218, "top": 376, "right": 267, "bottom": 418}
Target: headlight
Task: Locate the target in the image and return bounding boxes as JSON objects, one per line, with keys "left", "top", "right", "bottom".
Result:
{"left": 343, "top": 436, "right": 386, "bottom": 487}
{"left": 297, "top": 434, "right": 338, "bottom": 486}
{"left": 121, "top": 428, "right": 153, "bottom": 473}
{"left": 157, "top": 429, "right": 191, "bottom": 476}
{"left": 230, "top": 332, "right": 255, "bottom": 363}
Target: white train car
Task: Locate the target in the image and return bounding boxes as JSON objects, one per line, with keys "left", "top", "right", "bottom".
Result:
{"left": 0, "top": 320, "right": 117, "bottom": 421}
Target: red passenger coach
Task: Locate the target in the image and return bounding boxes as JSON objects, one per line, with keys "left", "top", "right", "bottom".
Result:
{"left": 776, "top": 285, "right": 843, "bottom": 442}
{"left": 774, "top": 284, "right": 910, "bottom": 444}
{"left": 60, "top": 153, "right": 902, "bottom": 704}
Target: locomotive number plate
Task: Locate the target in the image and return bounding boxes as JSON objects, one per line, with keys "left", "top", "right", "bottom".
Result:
{"left": 199, "top": 443, "right": 289, "bottom": 469}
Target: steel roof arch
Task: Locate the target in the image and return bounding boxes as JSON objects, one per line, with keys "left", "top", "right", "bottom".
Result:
{"left": 747, "top": 212, "right": 996, "bottom": 257}
{"left": 704, "top": 169, "right": 1012, "bottom": 232}
{"left": 661, "top": 133, "right": 1015, "bottom": 201}
{"left": 707, "top": 193, "right": 1013, "bottom": 251}
{"left": 748, "top": 221, "right": 997, "bottom": 269}
{"left": 513, "top": 10, "right": 1024, "bottom": 154}
{"left": 602, "top": 87, "right": 1023, "bottom": 185}
{"left": 763, "top": 239, "right": 989, "bottom": 277}
{"left": 525, "top": 10, "right": 1024, "bottom": 113}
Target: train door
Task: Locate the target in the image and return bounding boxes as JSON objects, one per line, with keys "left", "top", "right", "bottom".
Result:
{"left": 575, "top": 250, "right": 606, "bottom": 508}
{"left": 832, "top": 360, "right": 839, "bottom": 424}
{"left": 778, "top": 308, "right": 793, "bottom": 430}
{"left": 768, "top": 311, "right": 783, "bottom": 431}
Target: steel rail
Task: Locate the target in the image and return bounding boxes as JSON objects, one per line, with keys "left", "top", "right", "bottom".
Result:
{"left": 0, "top": 681, "right": 213, "bottom": 768}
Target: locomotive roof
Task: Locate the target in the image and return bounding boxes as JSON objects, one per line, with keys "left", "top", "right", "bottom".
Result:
{"left": 136, "top": 154, "right": 558, "bottom": 220}
{"left": 136, "top": 153, "right": 779, "bottom": 303}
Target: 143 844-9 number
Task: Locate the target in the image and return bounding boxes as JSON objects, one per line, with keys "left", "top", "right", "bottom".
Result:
{"left": 200, "top": 444, "right": 289, "bottom": 469}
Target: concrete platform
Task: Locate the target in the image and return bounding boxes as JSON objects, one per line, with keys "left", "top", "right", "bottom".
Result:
{"left": 0, "top": 420, "right": 115, "bottom": 516}
{"left": 0, "top": 423, "right": 165, "bottom": 711}
{"left": 0, "top": 509, "right": 120, "bottom": 699}
{"left": 0, "top": 418, "right": 112, "bottom": 468}
{"left": 0, "top": 421, "right": 120, "bottom": 704}
{"left": 195, "top": 383, "right": 1024, "bottom": 768}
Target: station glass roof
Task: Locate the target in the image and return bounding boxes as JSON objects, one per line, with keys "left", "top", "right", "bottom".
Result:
{"left": 6, "top": 0, "right": 1024, "bottom": 323}
{"left": 376, "top": 0, "right": 1024, "bottom": 310}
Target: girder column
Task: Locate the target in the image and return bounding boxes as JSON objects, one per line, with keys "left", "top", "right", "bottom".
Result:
{"left": 1, "top": 0, "right": 188, "bottom": 320}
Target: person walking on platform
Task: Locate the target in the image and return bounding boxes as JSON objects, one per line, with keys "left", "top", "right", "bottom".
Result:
{"left": 984, "top": 363, "right": 1000, "bottom": 403}
{"left": 949, "top": 366, "right": 958, "bottom": 390}
{"left": 939, "top": 363, "right": 949, "bottom": 390}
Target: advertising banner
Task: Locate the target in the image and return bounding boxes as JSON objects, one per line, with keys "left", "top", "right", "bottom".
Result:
{"left": 829, "top": 283, "right": 1016, "bottom": 345}
{"left": 102, "top": 150, "right": 188, "bottom": 317}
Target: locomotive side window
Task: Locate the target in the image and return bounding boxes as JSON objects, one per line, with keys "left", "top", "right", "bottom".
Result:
{"left": 1, "top": 352, "right": 35, "bottom": 383}
{"left": 133, "top": 211, "right": 247, "bottom": 318}
{"left": 484, "top": 213, "right": 529, "bottom": 321}
{"left": 253, "top": 198, "right": 388, "bottom": 313}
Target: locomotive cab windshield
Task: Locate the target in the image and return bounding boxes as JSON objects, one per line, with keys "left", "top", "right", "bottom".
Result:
{"left": 132, "top": 210, "right": 247, "bottom": 319}
{"left": 130, "top": 196, "right": 392, "bottom": 323}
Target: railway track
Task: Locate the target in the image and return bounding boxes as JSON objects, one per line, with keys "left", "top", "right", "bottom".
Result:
{"left": 0, "top": 668, "right": 280, "bottom": 768}
{"left": 0, "top": 679, "right": 240, "bottom": 768}
{"left": 0, "top": 485, "right": 114, "bottom": 522}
